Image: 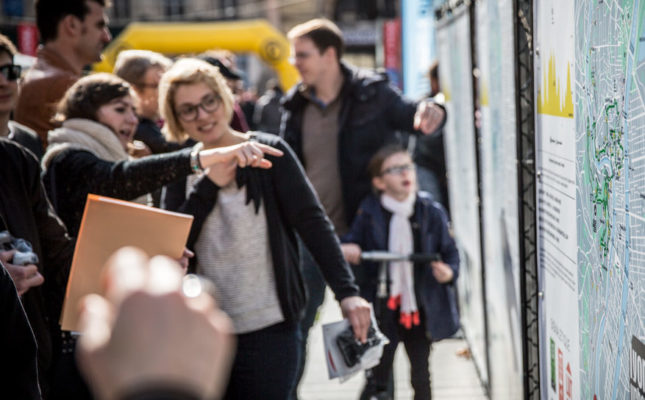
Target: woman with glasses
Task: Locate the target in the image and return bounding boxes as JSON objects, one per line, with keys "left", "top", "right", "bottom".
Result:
{"left": 0, "top": 34, "right": 43, "bottom": 159}
{"left": 159, "top": 58, "right": 371, "bottom": 399}
{"left": 41, "top": 72, "right": 282, "bottom": 238}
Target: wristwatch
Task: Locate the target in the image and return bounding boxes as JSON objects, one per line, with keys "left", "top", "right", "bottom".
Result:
{"left": 189, "top": 143, "right": 204, "bottom": 173}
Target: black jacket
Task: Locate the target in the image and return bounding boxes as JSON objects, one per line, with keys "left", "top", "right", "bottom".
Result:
{"left": 8, "top": 121, "right": 44, "bottom": 160}
{"left": 43, "top": 147, "right": 194, "bottom": 237}
{"left": 281, "top": 62, "right": 443, "bottom": 226}
{"left": 135, "top": 117, "right": 187, "bottom": 154}
{"left": 164, "top": 133, "right": 360, "bottom": 323}
{"left": 0, "top": 139, "right": 74, "bottom": 395}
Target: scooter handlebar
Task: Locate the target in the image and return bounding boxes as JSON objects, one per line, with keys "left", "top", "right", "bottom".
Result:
{"left": 360, "top": 251, "right": 441, "bottom": 263}
{"left": 408, "top": 253, "right": 441, "bottom": 263}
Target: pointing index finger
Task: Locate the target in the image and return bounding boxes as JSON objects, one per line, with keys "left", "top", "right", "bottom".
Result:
{"left": 255, "top": 143, "right": 284, "bottom": 157}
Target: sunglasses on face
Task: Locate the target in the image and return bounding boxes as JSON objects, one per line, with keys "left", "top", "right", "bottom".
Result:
{"left": 0, "top": 64, "right": 21, "bottom": 81}
{"left": 381, "top": 163, "right": 415, "bottom": 176}
{"left": 176, "top": 93, "right": 222, "bottom": 122}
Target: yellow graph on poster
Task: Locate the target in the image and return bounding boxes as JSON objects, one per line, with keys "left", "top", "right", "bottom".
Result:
{"left": 479, "top": 79, "right": 489, "bottom": 107}
{"left": 537, "top": 53, "right": 574, "bottom": 118}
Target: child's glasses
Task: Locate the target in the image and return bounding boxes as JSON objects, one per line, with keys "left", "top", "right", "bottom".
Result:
{"left": 381, "top": 164, "right": 415, "bottom": 176}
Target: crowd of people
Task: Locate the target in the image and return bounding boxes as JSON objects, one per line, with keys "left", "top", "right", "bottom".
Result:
{"left": 0, "top": 1, "right": 459, "bottom": 399}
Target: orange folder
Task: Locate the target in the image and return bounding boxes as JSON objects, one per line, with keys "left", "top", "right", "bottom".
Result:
{"left": 60, "top": 194, "right": 194, "bottom": 331}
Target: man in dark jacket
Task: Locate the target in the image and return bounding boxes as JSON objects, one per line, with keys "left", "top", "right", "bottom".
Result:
{"left": 14, "top": 0, "right": 111, "bottom": 146}
{"left": 0, "top": 138, "right": 75, "bottom": 396}
{"left": 282, "top": 18, "right": 447, "bottom": 396}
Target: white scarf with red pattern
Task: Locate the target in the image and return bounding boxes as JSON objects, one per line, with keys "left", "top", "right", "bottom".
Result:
{"left": 381, "top": 192, "right": 420, "bottom": 329}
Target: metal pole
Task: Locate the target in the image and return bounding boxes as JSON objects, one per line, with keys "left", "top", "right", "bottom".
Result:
{"left": 513, "top": 0, "right": 539, "bottom": 398}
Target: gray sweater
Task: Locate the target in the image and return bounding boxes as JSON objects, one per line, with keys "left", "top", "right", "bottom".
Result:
{"left": 192, "top": 179, "right": 284, "bottom": 333}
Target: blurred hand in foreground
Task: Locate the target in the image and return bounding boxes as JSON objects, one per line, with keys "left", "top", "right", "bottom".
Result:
{"left": 76, "top": 247, "right": 235, "bottom": 400}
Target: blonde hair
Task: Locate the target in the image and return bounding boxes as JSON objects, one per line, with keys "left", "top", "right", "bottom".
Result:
{"left": 159, "top": 58, "right": 235, "bottom": 143}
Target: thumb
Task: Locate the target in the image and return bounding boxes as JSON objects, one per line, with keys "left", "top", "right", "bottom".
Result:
{"left": 77, "top": 294, "right": 113, "bottom": 352}
{"left": 0, "top": 249, "right": 16, "bottom": 263}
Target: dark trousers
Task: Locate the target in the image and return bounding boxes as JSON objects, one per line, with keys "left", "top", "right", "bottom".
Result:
{"left": 371, "top": 308, "right": 432, "bottom": 400}
{"left": 224, "top": 320, "right": 302, "bottom": 400}
{"left": 49, "top": 332, "right": 93, "bottom": 400}
{"left": 291, "top": 243, "right": 326, "bottom": 399}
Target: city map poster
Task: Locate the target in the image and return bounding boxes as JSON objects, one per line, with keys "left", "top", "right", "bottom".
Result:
{"left": 576, "top": 0, "right": 645, "bottom": 398}
{"left": 475, "top": 0, "right": 522, "bottom": 398}
{"left": 534, "top": 0, "right": 579, "bottom": 399}
{"left": 436, "top": 5, "right": 488, "bottom": 387}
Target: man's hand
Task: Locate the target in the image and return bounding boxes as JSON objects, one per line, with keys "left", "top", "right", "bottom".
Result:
{"left": 413, "top": 100, "right": 446, "bottom": 135}
{"left": 76, "top": 247, "right": 235, "bottom": 400}
{"left": 431, "top": 261, "right": 454, "bottom": 284}
{"left": 340, "top": 243, "right": 362, "bottom": 265}
{"left": 0, "top": 250, "right": 44, "bottom": 295}
{"left": 340, "top": 296, "right": 371, "bottom": 343}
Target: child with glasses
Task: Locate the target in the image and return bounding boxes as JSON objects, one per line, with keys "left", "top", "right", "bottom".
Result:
{"left": 340, "top": 144, "right": 460, "bottom": 400}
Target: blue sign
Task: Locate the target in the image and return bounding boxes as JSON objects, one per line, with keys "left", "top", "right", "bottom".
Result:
{"left": 401, "top": 0, "right": 436, "bottom": 99}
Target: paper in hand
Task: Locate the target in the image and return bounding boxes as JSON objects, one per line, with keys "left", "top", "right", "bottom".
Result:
{"left": 322, "top": 309, "right": 389, "bottom": 382}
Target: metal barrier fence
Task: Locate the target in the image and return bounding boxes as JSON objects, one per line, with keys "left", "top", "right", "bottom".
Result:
{"left": 436, "top": 0, "right": 540, "bottom": 398}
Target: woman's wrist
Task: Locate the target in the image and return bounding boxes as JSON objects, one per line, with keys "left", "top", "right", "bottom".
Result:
{"left": 190, "top": 143, "right": 204, "bottom": 173}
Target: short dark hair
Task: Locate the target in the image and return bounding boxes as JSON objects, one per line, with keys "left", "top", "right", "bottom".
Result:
{"left": 0, "top": 34, "right": 17, "bottom": 60}
{"left": 367, "top": 144, "right": 409, "bottom": 179}
{"left": 55, "top": 73, "right": 130, "bottom": 122}
{"left": 36, "top": 0, "right": 108, "bottom": 43}
{"left": 113, "top": 49, "right": 172, "bottom": 87}
{"left": 287, "top": 18, "right": 344, "bottom": 60}
{"left": 429, "top": 60, "right": 439, "bottom": 81}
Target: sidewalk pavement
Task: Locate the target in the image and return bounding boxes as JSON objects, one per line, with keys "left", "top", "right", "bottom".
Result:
{"left": 298, "top": 289, "right": 488, "bottom": 400}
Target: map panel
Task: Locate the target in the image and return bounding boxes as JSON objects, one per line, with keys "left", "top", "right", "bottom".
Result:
{"left": 576, "top": 0, "right": 645, "bottom": 398}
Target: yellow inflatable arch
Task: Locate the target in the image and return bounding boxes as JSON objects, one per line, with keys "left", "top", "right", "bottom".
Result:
{"left": 93, "top": 19, "right": 299, "bottom": 90}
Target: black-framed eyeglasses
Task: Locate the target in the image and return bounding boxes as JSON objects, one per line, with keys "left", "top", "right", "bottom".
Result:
{"left": 176, "top": 93, "right": 222, "bottom": 122}
{"left": 381, "top": 163, "right": 415, "bottom": 176}
{"left": 0, "top": 64, "right": 21, "bottom": 81}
